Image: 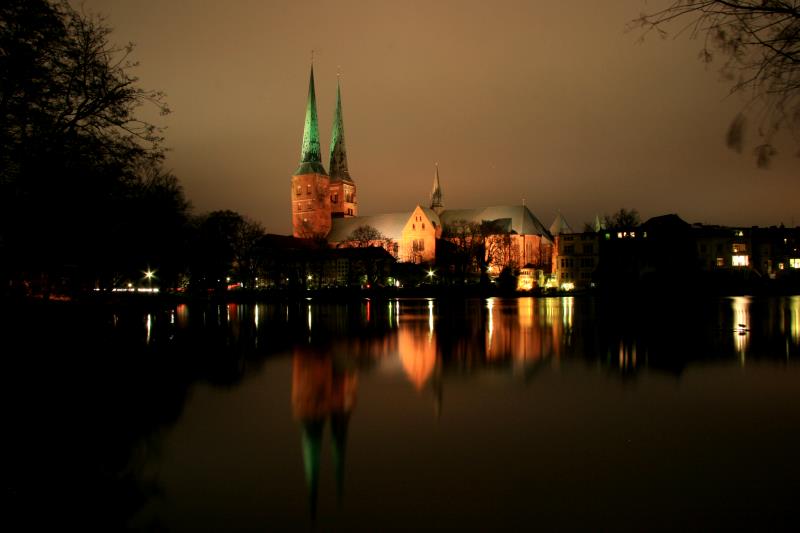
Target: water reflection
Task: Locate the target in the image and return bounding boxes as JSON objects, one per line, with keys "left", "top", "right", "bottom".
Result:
{"left": 11, "top": 295, "right": 800, "bottom": 530}
{"left": 291, "top": 346, "right": 357, "bottom": 520}
{"left": 731, "top": 296, "right": 751, "bottom": 364}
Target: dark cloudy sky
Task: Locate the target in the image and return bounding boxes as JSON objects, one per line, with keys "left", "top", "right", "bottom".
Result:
{"left": 82, "top": 0, "right": 799, "bottom": 234}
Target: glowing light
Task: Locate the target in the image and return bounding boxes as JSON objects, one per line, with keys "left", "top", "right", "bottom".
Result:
{"left": 307, "top": 305, "right": 312, "bottom": 331}
{"left": 254, "top": 304, "right": 260, "bottom": 329}
{"left": 732, "top": 255, "right": 749, "bottom": 267}
{"left": 562, "top": 296, "right": 574, "bottom": 329}
{"left": 790, "top": 258, "right": 800, "bottom": 269}
{"left": 790, "top": 296, "right": 800, "bottom": 345}
{"left": 145, "top": 314, "right": 152, "bottom": 344}
{"left": 486, "top": 298, "right": 495, "bottom": 355}
{"left": 732, "top": 296, "right": 750, "bottom": 364}
{"left": 560, "top": 282, "right": 575, "bottom": 291}
{"left": 144, "top": 269, "right": 155, "bottom": 280}
{"left": 428, "top": 299, "right": 434, "bottom": 334}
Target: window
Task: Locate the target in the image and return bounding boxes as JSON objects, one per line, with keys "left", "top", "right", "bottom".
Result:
{"left": 564, "top": 235, "right": 574, "bottom": 241}
{"left": 716, "top": 257, "right": 725, "bottom": 267}
{"left": 790, "top": 258, "right": 800, "bottom": 269}
{"left": 580, "top": 258, "right": 594, "bottom": 268}
{"left": 583, "top": 244, "right": 593, "bottom": 254}
{"left": 422, "top": 223, "right": 426, "bottom": 230}
{"left": 331, "top": 193, "right": 338, "bottom": 203}
{"left": 733, "top": 243, "right": 747, "bottom": 253}
{"left": 413, "top": 239, "right": 424, "bottom": 252}
{"left": 412, "top": 224, "right": 415, "bottom": 230}
{"left": 564, "top": 245, "right": 574, "bottom": 254}
{"left": 306, "top": 184, "right": 311, "bottom": 195}
{"left": 295, "top": 185, "right": 301, "bottom": 196}
{"left": 732, "top": 255, "right": 749, "bottom": 267}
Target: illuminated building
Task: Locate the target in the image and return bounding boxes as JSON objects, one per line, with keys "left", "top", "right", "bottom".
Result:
{"left": 550, "top": 214, "right": 599, "bottom": 290}
{"left": 289, "top": 64, "right": 553, "bottom": 269}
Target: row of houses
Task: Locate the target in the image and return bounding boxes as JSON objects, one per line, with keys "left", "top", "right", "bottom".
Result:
{"left": 551, "top": 214, "right": 800, "bottom": 291}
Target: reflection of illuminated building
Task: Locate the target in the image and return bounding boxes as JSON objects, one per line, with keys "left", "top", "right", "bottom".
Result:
{"left": 484, "top": 297, "right": 573, "bottom": 365}
{"left": 291, "top": 348, "right": 358, "bottom": 519}
{"left": 731, "top": 296, "right": 750, "bottom": 364}
{"left": 790, "top": 296, "right": 800, "bottom": 346}
{"left": 397, "top": 300, "right": 437, "bottom": 389}
{"left": 398, "top": 328, "right": 436, "bottom": 389}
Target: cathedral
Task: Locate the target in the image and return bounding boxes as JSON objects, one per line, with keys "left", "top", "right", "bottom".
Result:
{"left": 290, "top": 64, "right": 553, "bottom": 271}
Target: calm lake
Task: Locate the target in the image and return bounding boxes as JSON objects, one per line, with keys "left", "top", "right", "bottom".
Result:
{"left": 7, "top": 295, "right": 800, "bottom": 531}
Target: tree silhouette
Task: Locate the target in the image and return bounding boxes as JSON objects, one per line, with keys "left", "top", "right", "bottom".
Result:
{"left": 1, "top": 0, "right": 182, "bottom": 294}
{"left": 603, "top": 208, "right": 640, "bottom": 230}
{"left": 631, "top": 1, "right": 800, "bottom": 166}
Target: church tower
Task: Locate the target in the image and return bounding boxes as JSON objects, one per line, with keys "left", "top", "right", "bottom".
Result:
{"left": 430, "top": 163, "right": 444, "bottom": 214}
{"left": 292, "top": 64, "right": 332, "bottom": 238}
{"left": 328, "top": 76, "right": 357, "bottom": 218}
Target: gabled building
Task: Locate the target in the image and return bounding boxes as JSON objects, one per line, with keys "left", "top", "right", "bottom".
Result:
{"left": 287, "top": 63, "right": 553, "bottom": 271}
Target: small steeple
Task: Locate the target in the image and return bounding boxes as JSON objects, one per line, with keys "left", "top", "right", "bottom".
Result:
{"left": 296, "top": 62, "right": 327, "bottom": 175}
{"left": 329, "top": 74, "right": 352, "bottom": 183}
{"left": 549, "top": 212, "right": 573, "bottom": 236}
{"left": 430, "top": 163, "right": 443, "bottom": 212}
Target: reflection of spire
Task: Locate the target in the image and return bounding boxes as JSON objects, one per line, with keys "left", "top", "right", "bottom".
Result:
{"left": 301, "top": 419, "right": 324, "bottom": 522}
{"left": 292, "top": 349, "right": 358, "bottom": 519}
{"left": 330, "top": 412, "right": 350, "bottom": 505}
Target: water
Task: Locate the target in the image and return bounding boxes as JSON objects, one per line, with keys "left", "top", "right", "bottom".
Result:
{"left": 7, "top": 296, "right": 800, "bottom": 531}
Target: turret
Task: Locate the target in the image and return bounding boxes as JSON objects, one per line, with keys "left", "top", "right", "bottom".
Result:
{"left": 430, "top": 163, "right": 444, "bottom": 214}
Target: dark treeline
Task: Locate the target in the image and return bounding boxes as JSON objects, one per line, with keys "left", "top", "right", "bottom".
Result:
{"left": 0, "top": 0, "right": 272, "bottom": 298}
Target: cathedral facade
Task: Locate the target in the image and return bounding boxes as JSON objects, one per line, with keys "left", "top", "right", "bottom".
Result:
{"left": 290, "top": 65, "right": 553, "bottom": 272}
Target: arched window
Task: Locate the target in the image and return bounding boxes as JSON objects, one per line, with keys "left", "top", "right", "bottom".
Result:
{"left": 306, "top": 184, "right": 311, "bottom": 195}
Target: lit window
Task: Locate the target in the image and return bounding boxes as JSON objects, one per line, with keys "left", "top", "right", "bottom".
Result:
{"left": 779, "top": 263, "right": 785, "bottom": 270}
{"left": 617, "top": 232, "right": 623, "bottom": 239}
{"left": 732, "top": 255, "right": 749, "bottom": 267}
{"left": 630, "top": 231, "right": 636, "bottom": 238}
{"left": 296, "top": 185, "right": 301, "bottom": 196}
{"left": 733, "top": 243, "right": 747, "bottom": 253}
{"left": 306, "top": 184, "right": 311, "bottom": 195}
{"left": 790, "top": 258, "right": 800, "bottom": 269}
{"left": 716, "top": 257, "right": 725, "bottom": 267}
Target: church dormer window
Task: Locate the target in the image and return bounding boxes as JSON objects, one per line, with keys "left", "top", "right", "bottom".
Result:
{"left": 306, "top": 184, "right": 311, "bottom": 195}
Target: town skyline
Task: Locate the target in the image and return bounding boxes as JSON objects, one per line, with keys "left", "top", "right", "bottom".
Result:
{"left": 81, "top": 0, "right": 800, "bottom": 234}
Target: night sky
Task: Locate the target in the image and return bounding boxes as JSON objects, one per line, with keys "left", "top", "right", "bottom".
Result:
{"left": 82, "top": 0, "right": 799, "bottom": 234}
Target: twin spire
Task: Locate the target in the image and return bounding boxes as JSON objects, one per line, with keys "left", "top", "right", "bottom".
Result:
{"left": 296, "top": 63, "right": 352, "bottom": 182}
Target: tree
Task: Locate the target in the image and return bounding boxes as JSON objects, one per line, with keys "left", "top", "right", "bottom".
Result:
{"left": 632, "top": 1, "right": 800, "bottom": 166}
{"left": 346, "top": 225, "right": 386, "bottom": 248}
{"left": 604, "top": 208, "right": 641, "bottom": 229}
{"left": 1, "top": 0, "right": 176, "bottom": 293}
{"left": 187, "top": 210, "right": 265, "bottom": 291}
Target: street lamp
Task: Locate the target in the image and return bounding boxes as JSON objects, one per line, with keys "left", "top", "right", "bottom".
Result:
{"left": 144, "top": 269, "right": 155, "bottom": 291}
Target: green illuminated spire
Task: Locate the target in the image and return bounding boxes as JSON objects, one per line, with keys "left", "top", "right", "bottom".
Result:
{"left": 430, "top": 163, "right": 443, "bottom": 210}
{"left": 329, "top": 76, "right": 352, "bottom": 183}
{"left": 301, "top": 419, "right": 324, "bottom": 521}
{"left": 296, "top": 64, "right": 327, "bottom": 175}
